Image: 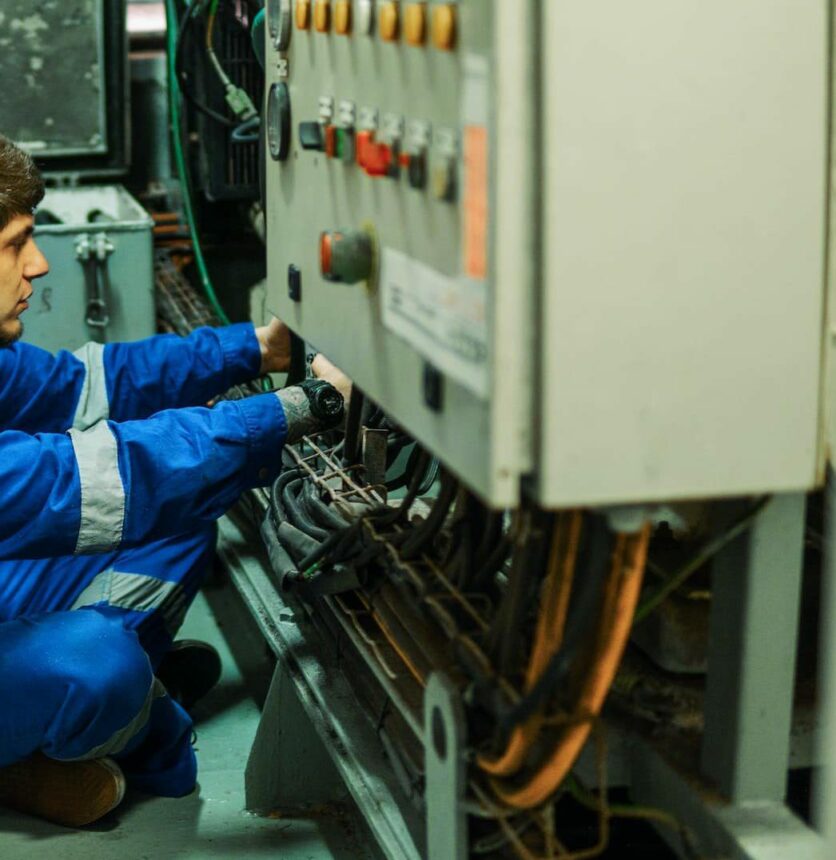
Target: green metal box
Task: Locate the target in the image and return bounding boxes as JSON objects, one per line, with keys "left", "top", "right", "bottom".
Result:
{"left": 26, "top": 185, "right": 155, "bottom": 354}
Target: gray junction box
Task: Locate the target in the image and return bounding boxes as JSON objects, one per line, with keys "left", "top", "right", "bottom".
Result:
{"left": 26, "top": 186, "right": 155, "bottom": 354}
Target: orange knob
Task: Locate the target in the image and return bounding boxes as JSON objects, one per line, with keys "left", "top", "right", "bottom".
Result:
{"left": 431, "top": 3, "right": 456, "bottom": 51}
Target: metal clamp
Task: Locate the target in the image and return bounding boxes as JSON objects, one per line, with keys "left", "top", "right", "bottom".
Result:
{"left": 75, "top": 232, "right": 115, "bottom": 331}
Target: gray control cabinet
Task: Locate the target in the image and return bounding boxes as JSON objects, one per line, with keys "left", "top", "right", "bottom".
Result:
{"left": 26, "top": 186, "right": 156, "bottom": 354}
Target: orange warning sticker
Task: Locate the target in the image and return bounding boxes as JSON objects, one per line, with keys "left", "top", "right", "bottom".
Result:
{"left": 463, "top": 125, "right": 489, "bottom": 280}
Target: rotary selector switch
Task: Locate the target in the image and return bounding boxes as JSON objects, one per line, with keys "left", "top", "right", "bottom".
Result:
{"left": 268, "top": 0, "right": 293, "bottom": 50}
{"left": 320, "top": 229, "right": 375, "bottom": 284}
{"left": 267, "top": 83, "right": 291, "bottom": 161}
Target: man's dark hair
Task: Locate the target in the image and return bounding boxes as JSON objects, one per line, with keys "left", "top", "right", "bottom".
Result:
{"left": 0, "top": 134, "right": 45, "bottom": 232}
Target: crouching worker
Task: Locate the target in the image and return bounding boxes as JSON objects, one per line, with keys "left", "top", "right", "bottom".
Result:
{"left": 0, "top": 135, "right": 344, "bottom": 826}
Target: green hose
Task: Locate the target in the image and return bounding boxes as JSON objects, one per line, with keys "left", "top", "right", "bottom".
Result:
{"left": 164, "top": 0, "right": 231, "bottom": 326}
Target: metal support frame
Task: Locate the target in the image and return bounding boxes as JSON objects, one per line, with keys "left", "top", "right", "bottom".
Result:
{"left": 576, "top": 494, "right": 823, "bottom": 859}
{"left": 424, "top": 674, "right": 468, "bottom": 860}
{"left": 702, "top": 494, "right": 807, "bottom": 802}
{"left": 818, "top": 468, "right": 836, "bottom": 853}
{"left": 245, "top": 660, "right": 346, "bottom": 812}
{"left": 217, "top": 515, "right": 422, "bottom": 860}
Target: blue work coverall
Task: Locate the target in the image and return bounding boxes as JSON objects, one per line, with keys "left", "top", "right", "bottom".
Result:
{"left": 0, "top": 324, "right": 287, "bottom": 796}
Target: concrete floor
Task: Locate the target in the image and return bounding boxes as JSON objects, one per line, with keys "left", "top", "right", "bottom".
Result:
{"left": 0, "top": 587, "right": 373, "bottom": 859}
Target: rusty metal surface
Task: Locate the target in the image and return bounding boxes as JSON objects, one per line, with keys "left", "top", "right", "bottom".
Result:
{"left": 0, "top": 0, "right": 107, "bottom": 156}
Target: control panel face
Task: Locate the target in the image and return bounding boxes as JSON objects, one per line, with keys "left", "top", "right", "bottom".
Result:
{"left": 263, "top": 1, "right": 533, "bottom": 505}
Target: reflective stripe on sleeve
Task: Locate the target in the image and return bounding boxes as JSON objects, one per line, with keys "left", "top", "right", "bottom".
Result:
{"left": 69, "top": 422, "right": 126, "bottom": 553}
{"left": 72, "top": 342, "right": 109, "bottom": 430}
{"left": 71, "top": 570, "right": 186, "bottom": 635}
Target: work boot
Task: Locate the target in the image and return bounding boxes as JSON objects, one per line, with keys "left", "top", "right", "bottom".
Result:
{"left": 157, "top": 639, "right": 222, "bottom": 711}
{"left": 0, "top": 753, "right": 125, "bottom": 827}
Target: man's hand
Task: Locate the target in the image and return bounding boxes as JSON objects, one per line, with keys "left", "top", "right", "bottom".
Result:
{"left": 311, "top": 354, "right": 352, "bottom": 403}
{"left": 255, "top": 318, "right": 292, "bottom": 375}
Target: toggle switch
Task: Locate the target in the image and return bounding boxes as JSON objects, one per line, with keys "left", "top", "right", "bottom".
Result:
{"left": 334, "top": 0, "right": 352, "bottom": 34}
{"left": 314, "top": 0, "right": 331, "bottom": 32}
{"left": 431, "top": 3, "right": 456, "bottom": 50}
{"left": 336, "top": 127, "right": 355, "bottom": 163}
{"left": 324, "top": 125, "right": 338, "bottom": 158}
{"left": 432, "top": 155, "right": 457, "bottom": 201}
{"left": 320, "top": 230, "right": 375, "bottom": 284}
{"left": 407, "top": 152, "right": 427, "bottom": 189}
{"left": 379, "top": 1, "right": 400, "bottom": 42}
{"left": 405, "top": 120, "right": 431, "bottom": 189}
{"left": 404, "top": 2, "right": 426, "bottom": 46}
{"left": 295, "top": 0, "right": 312, "bottom": 29}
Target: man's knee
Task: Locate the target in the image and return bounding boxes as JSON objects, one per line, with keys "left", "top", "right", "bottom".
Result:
{"left": 58, "top": 610, "right": 151, "bottom": 700}
{"left": 38, "top": 611, "right": 152, "bottom": 731}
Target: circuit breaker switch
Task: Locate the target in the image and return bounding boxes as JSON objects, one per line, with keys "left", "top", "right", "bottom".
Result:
{"left": 431, "top": 3, "right": 456, "bottom": 50}
{"left": 432, "top": 156, "right": 457, "bottom": 201}
{"left": 336, "top": 128, "right": 356, "bottom": 163}
{"left": 320, "top": 230, "right": 374, "bottom": 284}
{"left": 314, "top": 0, "right": 331, "bottom": 32}
{"left": 295, "top": 0, "right": 312, "bottom": 29}
{"left": 324, "top": 125, "right": 338, "bottom": 158}
{"left": 379, "top": 1, "right": 400, "bottom": 42}
{"left": 335, "top": 0, "right": 352, "bottom": 34}
{"left": 405, "top": 3, "right": 427, "bottom": 46}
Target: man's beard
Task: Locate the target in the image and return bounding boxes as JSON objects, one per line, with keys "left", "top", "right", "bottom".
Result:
{"left": 0, "top": 320, "right": 22, "bottom": 348}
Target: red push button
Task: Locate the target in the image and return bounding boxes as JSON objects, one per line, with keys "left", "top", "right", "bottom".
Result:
{"left": 356, "top": 130, "right": 374, "bottom": 168}
{"left": 320, "top": 231, "right": 335, "bottom": 276}
{"left": 364, "top": 142, "right": 392, "bottom": 176}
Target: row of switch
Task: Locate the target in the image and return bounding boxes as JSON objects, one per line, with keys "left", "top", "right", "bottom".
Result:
{"left": 294, "top": 0, "right": 456, "bottom": 50}
{"left": 299, "top": 110, "right": 457, "bottom": 201}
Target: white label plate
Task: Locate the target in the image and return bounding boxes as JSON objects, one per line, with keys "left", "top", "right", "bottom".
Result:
{"left": 380, "top": 248, "right": 489, "bottom": 399}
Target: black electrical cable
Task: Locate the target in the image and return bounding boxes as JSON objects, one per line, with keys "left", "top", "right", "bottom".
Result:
{"left": 400, "top": 470, "right": 458, "bottom": 560}
{"left": 490, "top": 514, "right": 552, "bottom": 675}
{"left": 269, "top": 466, "right": 301, "bottom": 527}
{"left": 300, "top": 481, "right": 349, "bottom": 531}
{"left": 175, "top": 1, "right": 237, "bottom": 128}
{"left": 282, "top": 478, "right": 330, "bottom": 542}
{"left": 415, "top": 457, "right": 441, "bottom": 497}
{"left": 470, "top": 534, "right": 512, "bottom": 591}
{"left": 498, "top": 516, "right": 614, "bottom": 733}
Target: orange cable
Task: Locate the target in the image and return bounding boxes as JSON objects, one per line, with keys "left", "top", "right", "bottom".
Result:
{"left": 489, "top": 524, "right": 651, "bottom": 809}
{"left": 477, "top": 512, "right": 582, "bottom": 777}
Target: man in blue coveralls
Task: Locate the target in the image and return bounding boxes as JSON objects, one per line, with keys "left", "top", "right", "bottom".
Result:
{"left": 0, "top": 135, "right": 343, "bottom": 826}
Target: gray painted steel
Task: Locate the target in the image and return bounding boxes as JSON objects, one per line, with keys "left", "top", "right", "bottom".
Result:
{"left": 701, "top": 495, "right": 807, "bottom": 802}
{"left": 26, "top": 186, "right": 155, "bottom": 354}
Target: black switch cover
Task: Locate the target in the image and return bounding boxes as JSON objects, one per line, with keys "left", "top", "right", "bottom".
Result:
{"left": 423, "top": 363, "right": 444, "bottom": 412}
{"left": 408, "top": 153, "right": 427, "bottom": 190}
{"left": 299, "top": 122, "right": 325, "bottom": 151}
{"left": 288, "top": 264, "right": 302, "bottom": 302}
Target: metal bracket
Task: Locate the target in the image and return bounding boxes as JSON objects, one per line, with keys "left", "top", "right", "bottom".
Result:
{"left": 424, "top": 673, "right": 468, "bottom": 860}
{"left": 75, "top": 232, "right": 114, "bottom": 331}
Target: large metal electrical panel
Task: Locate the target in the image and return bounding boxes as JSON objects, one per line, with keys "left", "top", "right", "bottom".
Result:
{"left": 535, "top": 0, "right": 829, "bottom": 507}
{"left": 263, "top": 0, "right": 535, "bottom": 505}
